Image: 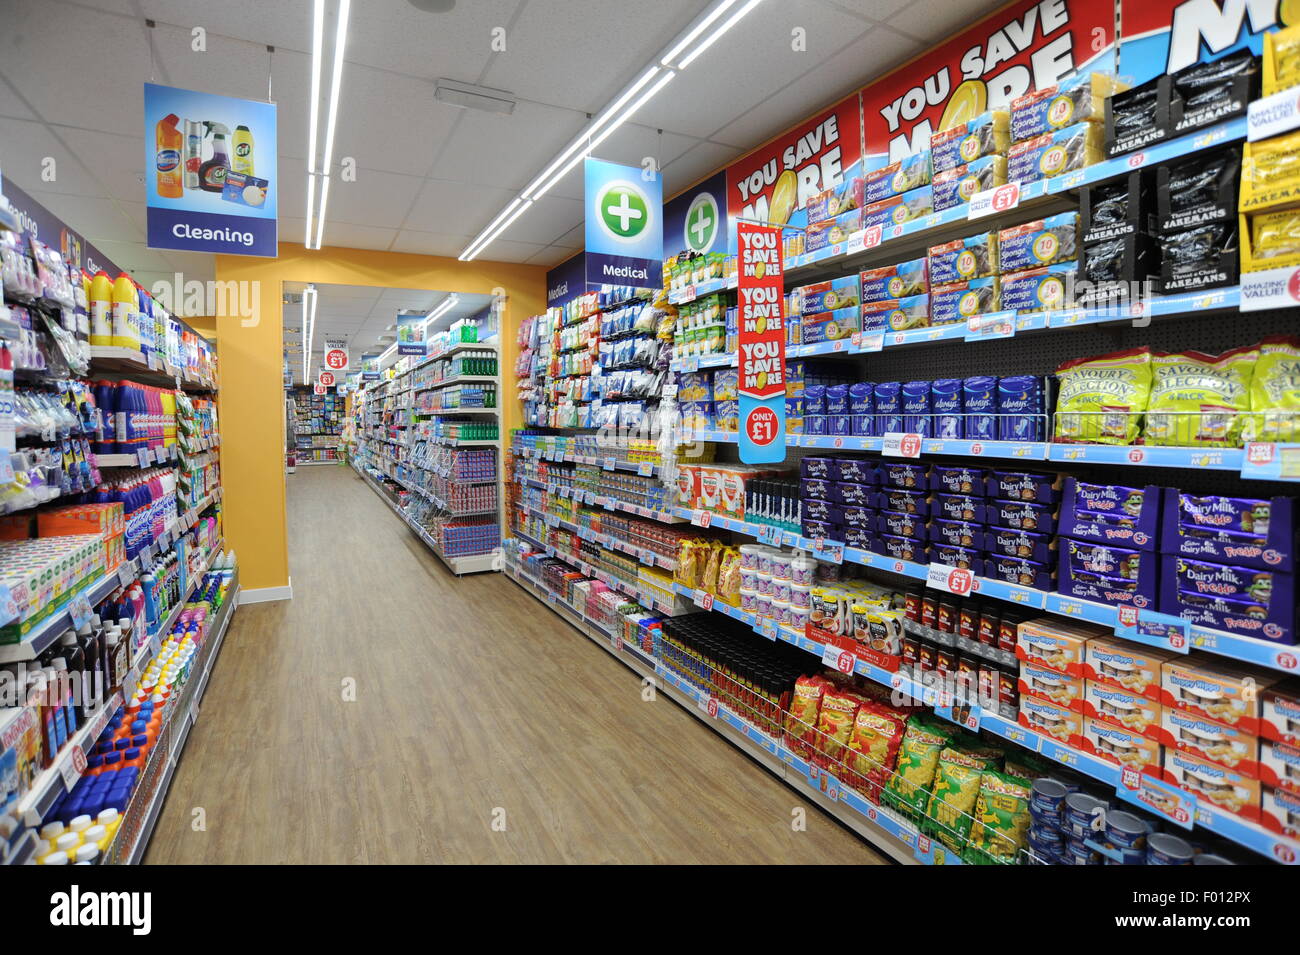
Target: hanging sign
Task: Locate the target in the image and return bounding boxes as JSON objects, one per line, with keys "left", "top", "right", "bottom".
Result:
{"left": 144, "top": 83, "right": 277, "bottom": 257}
{"left": 323, "top": 339, "right": 349, "bottom": 373}
{"left": 584, "top": 158, "right": 662, "bottom": 289}
{"left": 396, "top": 312, "right": 426, "bottom": 356}
{"left": 313, "top": 382, "right": 327, "bottom": 396}
{"left": 736, "top": 222, "right": 786, "bottom": 464}
{"left": 361, "top": 353, "right": 381, "bottom": 381}
{"left": 318, "top": 370, "right": 336, "bottom": 388}
{"left": 664, "top": 171, "right": 727, "bottom": 257}
{"left": 546, "top": 252, "right": 588, "bottom": 307}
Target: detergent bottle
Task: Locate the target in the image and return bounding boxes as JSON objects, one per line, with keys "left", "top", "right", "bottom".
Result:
{"left": 155, "top": 113, "right": 182, "bottom": 199}
{"left": 111, "top": 273, "right": 137, "bottom": 351}
{"left": 89, "top": 270, "right": 113, "bottom": 347}
{"left": 199, "top": 123, "right": 231, "bottom": 193}
{"left": 232, "top": 125, "right": 254, "bottom": 175}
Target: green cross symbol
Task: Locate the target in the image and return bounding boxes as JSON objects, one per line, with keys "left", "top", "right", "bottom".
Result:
{"left": 600, "top": 185, "right": 648, "bottom": 238}
{"left": 686, "top": 195, "right": 718, "bottom": 252}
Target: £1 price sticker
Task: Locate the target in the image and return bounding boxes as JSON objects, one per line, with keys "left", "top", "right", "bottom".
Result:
{"left": 637, "top": 461, "right": 653, "bottom": 476}
{"left": 820, "top": 643, "right": 858, "bottom": 674}
{"left": 694, "top": 590, "right": 714, "bottom": 611}
{"left": 692, "top": 510, "right": 712, "bottom": 529}
{"left": 881, "top": 432, "right": 922, "bottom": 458}
{"left": 927, "top": 562, "right": 973, "bottom": 597}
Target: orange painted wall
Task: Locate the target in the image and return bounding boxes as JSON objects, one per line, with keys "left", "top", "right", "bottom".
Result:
{"left": 212, "top": 242, "right": 544, "bottom": 592}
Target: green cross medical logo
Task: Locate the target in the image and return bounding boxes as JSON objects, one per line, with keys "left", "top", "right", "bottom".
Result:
{"left": 684, "top": 192, "right": 719, "bottom": 253}
{"left": 598, "top": 181, "right": 650, "bottom": 241}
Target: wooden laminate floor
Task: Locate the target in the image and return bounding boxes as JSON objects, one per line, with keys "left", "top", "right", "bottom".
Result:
{"left": 144, "top": 464, "right": 887, "bottom": 864}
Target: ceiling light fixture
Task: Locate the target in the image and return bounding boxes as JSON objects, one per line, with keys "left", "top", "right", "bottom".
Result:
{"left": 305, "top": 0, "right": 350, "bottom": 250}
{"left": 305, "top": 0, "right": 325, "bottom": 248}
{"left": 458, "top": 0, "right": 763, "bottom": 262}
{"left": 422, "top": 294, "right": 460, "bottom": 330}
{"left": 435, "top": 79, "right": 516, "bottom": 114}
{"left": 301, "top": 285, "right": 318, "bottom": 384}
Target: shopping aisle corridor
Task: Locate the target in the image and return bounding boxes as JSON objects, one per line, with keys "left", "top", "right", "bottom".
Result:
{"left": 144, "top": 464, "right": 884, "bottom": 864}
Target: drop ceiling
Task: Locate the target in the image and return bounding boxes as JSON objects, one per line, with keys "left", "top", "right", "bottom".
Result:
{"left": 0, "top": 0, "right": 997, "bottom": 301}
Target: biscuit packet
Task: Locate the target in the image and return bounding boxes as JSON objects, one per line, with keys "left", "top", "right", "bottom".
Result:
{"left": 1054, "top": 346, "right": 1153, "bottom": 445}
{"left": 1243, "top": 335, "right": 1300, "bottom": 443}
{"left": 1145, "top": 345, "right": 1256, "bottom": 447}
{"left": 965, "top": 770, "right": 1034, "bottom": 864}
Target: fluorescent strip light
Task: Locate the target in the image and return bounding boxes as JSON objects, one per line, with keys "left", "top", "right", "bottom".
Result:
{"left": 303, "top": 286, "right": 318, "bottom": 383}
{"left": 661, "top": 0, "right": 738, "bottom": 66}
{"left": 320, "top": 0, "right": 350, "bottom": 180}
{"left": 679, "top": 0, "right": 763, "bottom": 68}
{"left": 304, "top": 174, "right": 317, "bottom": 249}
{"left": 460, "top": 199, "right": 533, "bottom": 262}
{"left": 301, "top": 289, "right": 310, "bottom": 383}
{"left": 458, "top": 197, "right": 523, "bottom": 260}
{"left": 308, "top": 0, "right": 324, "bottom": 173}
{"left": 422, "top": 294, "right": 460, "bottom": 329}
{"left": 530, "top": 71, "right": 676, "bottom": 201}
{"left": 520, "top": 65, "right": 661, "bottom": 199}
{"left": 314, "top": 175, "right": 331, "bottom": 250}
{"left": 378, "top": 342, "right": 397, "bottom": 363}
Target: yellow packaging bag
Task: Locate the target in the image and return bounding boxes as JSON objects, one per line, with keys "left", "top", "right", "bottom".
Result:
{"left": 1054, "top": 347, "right": 1153, "bottom": 445}
{"left": 1244, "top": 335, "right": 1300, "bottom": 443}
{"left": 1145, "top": 346, "right": 1256, "bottom": 447}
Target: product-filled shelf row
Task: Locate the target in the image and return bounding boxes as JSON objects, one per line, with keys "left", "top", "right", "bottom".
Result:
{"left": 502, "top": 562, "right": 929, "bottom": 865}
{"left": 512, "top": 445, "right": 662, "bottom": 478}
{"left": 517, "top": 501, "right": 677, "bottom": 572}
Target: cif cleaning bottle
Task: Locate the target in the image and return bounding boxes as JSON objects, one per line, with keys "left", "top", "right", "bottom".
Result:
{"left": 232, "top": 125, "right": 254, "bottom": 175}
{"left": 199, "top": 123, "right": 231, "bottom": 193}
{"left": 155, "top": 113, "right": 182, "bottom": 199}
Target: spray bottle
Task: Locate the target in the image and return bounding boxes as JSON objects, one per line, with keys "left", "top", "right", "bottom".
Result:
{"left": 198, "top": 122, "right": 231, "bottom": 194}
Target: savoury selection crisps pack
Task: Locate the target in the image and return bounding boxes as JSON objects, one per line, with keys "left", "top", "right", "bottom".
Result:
{"left": 965, "top": 771, "right": 1033, "bottom": 864}
{"left": 1244, "top": 335, "right": 1300, "bottom": 443}
{"left": 1054, "top": 347, "right": 1153, "bottom": 445}
{"left": 883, "top": 716, "right": 952, "bottom": 818}
{"left": 1144, "top": 345, "right": 1256, "bottom": 447}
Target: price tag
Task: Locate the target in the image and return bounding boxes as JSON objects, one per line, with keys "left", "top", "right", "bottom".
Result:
{"left": 639, "top": 550, "right": 655, "bottom": 566}
{"left": 682, "top": 356, "right": 700, "bottom": 373}
{"left": 881, "top": 432, "right": 922, "bottom": 458}
{"left": 927, "top": 562, "right": 974, "bottom": 597}
{"left": 811, "top": 538, "right": 843, "bottom": 564}
{"left": 637, "top": 461, "right": 653, "bottom": 476}
{"left": 1239, "top": 441, "right": 1300, "bottom": 480}
{"left": 853, "top": 332, "right": 884, "bottom": 353}
{"left": 691, "top": 510, "right": 712, "bottom": 529}
{"left": 1116, "top": 768, "right": 1196, "bottom": 829}
{"left": 68, "top": 588, "right": 94, "bottom": 630}
{"left": 756, "top": 618, "right": 778, "bottom": 640}
{"left": 694, "top": 589, "right": 714, "bottom": 611}
{"left": 862, "top": 224, "right": 883, "bottom": 249}
{"left": 603, "top": 457, "right": 616, "bottom": 472}
{"left": 137, "top": 448, "right": 152, "bottom": 468}
{"left": 967, "top": 181, "right": 1020, "bottom": 219}
{"left": 1118, "top": 610, "right": 1192, "bottom": 654}
{"left": 935, "top": 700, "right": 982, "bottom": 733}
{"left": 704, "top": 695, "right": 720, "bottom": 719}
{"left": 820, "top": 643, "right": 858, "bottom": 674}
{"left": 662, "top": 383, "right": 678, "bottom": 399}
{"left": 965, "top": 310, "right": 1016, "bottom": 341}
{"left": 1248, "top": 84, "right": 1300, "bottom": 140}
{"left": 117, "top": 561, "right": 136, "bottom": 588}
{"left": 0, "top": 584, "right": 17, "bottom": 625}
{"left": 0, "top": 454, "right": 14, "bottom": 485}
{"left": 845, "top": 230, "right": 867, "bottom": 255}
{"left": 915, "top": 833, "right": 933, "bottom": 862}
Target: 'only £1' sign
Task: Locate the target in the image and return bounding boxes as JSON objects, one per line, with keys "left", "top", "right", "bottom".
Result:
{"left": 737, "top": 222, "right": 786, "bottom": 464}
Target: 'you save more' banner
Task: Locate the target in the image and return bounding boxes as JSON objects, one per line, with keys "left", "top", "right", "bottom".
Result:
{"left": 737, "top": 223, "right": 786, "bottom": 464}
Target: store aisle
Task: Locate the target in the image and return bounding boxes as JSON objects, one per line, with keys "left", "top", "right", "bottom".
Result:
{"left": 145, "top": 465, "right": 885, "bottom": 865}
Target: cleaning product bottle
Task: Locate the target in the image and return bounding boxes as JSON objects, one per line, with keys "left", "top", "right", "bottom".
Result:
{"left": 88, "top": 271, "right": 113, "bottom": 348}
{"left": 232, "top": 125, "right": 254, "bottom": 175}
{"left": 183, "top": 119, "right": 204, "bottom": 191}
{"left": 111, "top": 273, "right": 136, "bottom": 351}
{"left": 199, "top": 123, "right": 231, "bottom": 194}
{"left": 155, "top": 113, "right": 182, "bottom": 199}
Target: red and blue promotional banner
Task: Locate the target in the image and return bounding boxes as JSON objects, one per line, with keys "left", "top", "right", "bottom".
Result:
{"left": 736, "top": 222, "right": 786, "bottom": 464}
{"left": 860, "top": 0, "right": 1115, "bottom": 166}
{"left": 663, "top": 171, "right": 727, "bottom": 257}
{"left": 724, "top": 94, "right": 863, "bottom": 244}
{"left": 1120, "top": 0, "right": 1288, "bottom": 85}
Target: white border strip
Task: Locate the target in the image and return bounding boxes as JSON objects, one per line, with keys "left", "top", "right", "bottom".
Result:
{"left": 240, "top": 577, "right": 294, "bottom": 603}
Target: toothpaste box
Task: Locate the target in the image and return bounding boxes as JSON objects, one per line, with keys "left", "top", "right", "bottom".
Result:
{"left": 863, "top": 186, "right": 933, "bottom": 231}
{"left": 990, "top": 499, "right": 1057, "bottom": 535}
{"left": 928, "top": 232, "right": 999, "bottom": 284}
{"left": 1262, "top": 681, "right": 1300, "bottom": 745}
{"left": 1160, "top": 655, "right": 1277, "bottom": 735}
{"left": 1083, "top": 680, "right": 1162, "bottom": 737}
{"left": 860, "top": 257, "right": 928, "bottom": 303}
{"left": 1160, "top": 555, "right": 1297, "bottom": 646}
{"left": 1083, "top": 635, "right": 1173, "bottom": 701}
{"left": 877, "top": 509, "right": 927, "bottom": 542}
{"left": 806, "top": 209, "right": 864, "bottom": 253}
{"left": 1158, "top": 706, "right": 1260, "bottom": 776}
{"left": 1262, "top": 783, "right": 1300, "bottom": 836}
{"left": 864, "top": 151, "right": 932, "bottom": 203}
{"left": 931, "top": 155, "right": 1007, "bottom": 211}
{"left": 985, "top": 554, "right": 1053, "bottom": 591}
{"left": 929, "top": 465, "right": 987, "bottom": 497}
{"left": 801, "top": 305, "right": 860, "bottom": 344}
{"left": 795, "top": 276, "right": 860, "bottom": 315}
{"left": 1160, "top": 493, "right": 1296, "bottom": 573}
{"left": 999, "top": 264, "right": 1075, "bottom": 312}
{"left": 998, "top": 212, "right": 1080, "bottom": 272}
{"left": 1020, "top": 660, "right": 1085, "bottom": 708}
{"left": 805, "top": 177, "right": 865, "bottom": 222}
{"left": 1162, "top": 746, "right": 1260, "bottom": 822}
{"left": 1017, "top": 616, "right": 1103, "bottom": 676}
{"left": 1059, "top": 538, "right": 1158, "bottom": 610}
{"left": 1260, "top": 737, "right": 1300, "bottom": 793}
{"left": 933, "top": 493, "right": 989, "bottom": 525}
{"left": 881, "top": 461, "right": 929, "bottom": 490}
{"left": 930, "top": 109, "right": 1010, "bottom": 173}
{"left": 986, "top": 469, "right": 1061, "bottom": 504}
{"left": 1082, "top": 715, "right": 1163, "bottom": 774}
{"left": 1019, "top": 695, "right": 1084, "bottom": 746}
{"left": 929, "top": 277, "right": 1000, "bottom": 325}
{"left": 1011, "top": 72, "right": 1118, "bottom": 141}
{"left": 930, "top": 518, "right": 983, "bottom": 549}
{"left": 1008, "top": 122, "right": 1104, "bottom": 184}
{"left": 1058, "top": 479, "right": 1162, "bottom": 550}
{"left": 874, "top": 533, "right": 929, "bottom": 565}
{"left": 985, "top": 526, "right": 1055, "bottom": 564}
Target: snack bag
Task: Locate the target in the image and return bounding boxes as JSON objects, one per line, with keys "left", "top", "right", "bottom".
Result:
{"left": 814, "top": 688, "right": 863, "bottom": 770}
{"left": 786, "top": 674, "right": 831, "bottom": 757}
{"left": 1244, "top": 335, "right": 1300, "bottom": 442}
{"left": 883, "top": 716, "right": 952, "bottom": 819}
{"left": 701, "top": 540, "right": 723, "bottom": 593}
{"left": 845, "top": 703, "right": 908, "bottom": 802}
{"left": 1054, "top": 347, "right": 1153, "bottom": 445}
{"left": 925, "top": 756, "right": 984, "bottom": 851}
{"left": 716, "top": 546, "right": 742, "bottom": 605}
{"left": 965, "top": 771, "right": 1033, "bottom": 864}
{"left": 1241, "top": 130, "right": 1300, "bottom": 212}
{"left": 1145, "top": 345, "right": 1256, "bottom": 447}
{"left": 1250, "top": 209, "right": 1300, "bottom": 267}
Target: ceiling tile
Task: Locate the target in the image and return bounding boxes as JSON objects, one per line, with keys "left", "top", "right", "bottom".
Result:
{"left": 390, "top": 230, "right": 474, "bottom": 257}
{"left": 325, "top": 169, "right": 422, "bottom": 228}
{"left": 0, "top": 76, "right": 37, "bottom": 120}
{"left": 662, "top": 141, "right": 741, "bottom": 196}
{"left": 326, "top": 66, "right": 463, "bottom": 178}
{"left": 21, "top": 188, "right": 142, "bottom": 243}
{"left": 403, "top": 179, "right": 516, "bottom": 234}
{"left": 815, "top": 0, "right": 914, "bottom": 25}
{"left": 318, "top": 221, "right": 399, "bottom": 251}
{"left": 0, "top": 117, "right": 109, "bottom": 198}
{"left": 501, "top": 195, "right": 584, "bottom": 246}
{"left": 890, "top": 0, "right": 994, "bottom": 44}
{"left": 425, "top": 100, "right": 586, "bottom": 191}
{"left": 473, "top": 237, "right": 548, "bottom": 263}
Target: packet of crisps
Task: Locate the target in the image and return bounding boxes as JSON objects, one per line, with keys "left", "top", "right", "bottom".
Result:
{"left": 883, "top": 716, "right": 952, "bottom": 819}
{"left": 1244, "top": 335, "right": 1300, "bottom": 443}
{"left": 1145, "top": 345, "right": 1256, "bottom": 447}
{"left": 925, "top": 756, "right": 984, "bottom": 851}
{"left": 965, "top": 770, "right": 1033, "bottom": 864}
{"left": 1055, "top": 346, "right": 1153, "bottom": 445}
